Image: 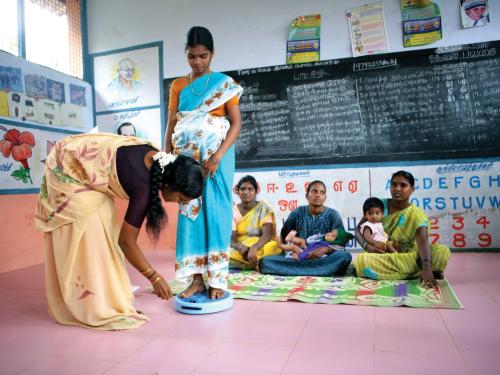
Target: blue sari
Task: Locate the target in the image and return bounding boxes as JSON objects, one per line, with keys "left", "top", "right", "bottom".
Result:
{"left": 172, "top": 72, "right": 243, "bottom": 289}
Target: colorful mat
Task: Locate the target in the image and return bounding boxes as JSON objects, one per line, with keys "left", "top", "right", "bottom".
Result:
{"left": 169, "top": 270, "right": 462, "bottom": 309}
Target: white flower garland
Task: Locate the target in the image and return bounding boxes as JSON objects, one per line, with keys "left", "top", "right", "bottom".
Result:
{"left": 152, "top": 151, "right": 177, "bottom": 173}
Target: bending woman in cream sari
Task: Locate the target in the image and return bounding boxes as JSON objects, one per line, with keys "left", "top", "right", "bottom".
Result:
{"left": 165, "top": 26, "right": 243, "bottom": 299}
{"left": 230, "top": 175, "right": 282, "bottom": 270}
{"left": 354, "top": 170, "right": 451, "bottom": 287}
{"left": 35, "top": 133, "right": 204, "bottom": 330}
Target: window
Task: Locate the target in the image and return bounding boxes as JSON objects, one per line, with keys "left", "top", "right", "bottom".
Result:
{"left": 0, "top": 0, "right": 83, "bottom": 79}
{"left": 0, "top": 0, "right": 19, "bottom": 56}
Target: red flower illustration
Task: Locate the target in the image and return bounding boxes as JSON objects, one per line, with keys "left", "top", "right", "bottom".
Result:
{"left": 0, "top": 128, "right": 36, "bottom": 184}
{"left": 0, "top": 129, "right": 35, "bottom": 169}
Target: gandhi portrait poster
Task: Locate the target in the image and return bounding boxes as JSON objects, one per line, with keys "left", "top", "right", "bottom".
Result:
{"left": 92, "top": 45, "right": 161, "bottom": 112}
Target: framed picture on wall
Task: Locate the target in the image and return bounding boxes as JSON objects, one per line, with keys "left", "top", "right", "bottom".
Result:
{"left": 95, "top": 108, "right": 163, "bottom": 147}
{"left": 92, "top": 43, "right": 162, "bottom": 112}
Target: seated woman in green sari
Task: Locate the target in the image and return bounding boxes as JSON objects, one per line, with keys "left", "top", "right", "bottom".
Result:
{"left": 354, "top": 170, "right": 451, "bottom": 288}
{"left": 230, "top": 175, "right": 282, "bottom": 270}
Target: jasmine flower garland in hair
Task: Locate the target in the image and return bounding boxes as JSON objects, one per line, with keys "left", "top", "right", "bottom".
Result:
{"left": 153, "top": 152, "right": 176, "bottom": 172}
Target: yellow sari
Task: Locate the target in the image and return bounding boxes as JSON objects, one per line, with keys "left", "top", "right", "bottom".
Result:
{"left": 354, "top": 200, "right": 450, "bottom": 280}
{"left": 229, "top": 201, "right": 282, "bottom": 269}
{"left": 35, "top": 133, "right": 152, "bottom": 330}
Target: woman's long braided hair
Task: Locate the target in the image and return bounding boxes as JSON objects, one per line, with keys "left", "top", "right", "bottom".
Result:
{"left": 146, "top": 154, "right": 204, "bottom": 240}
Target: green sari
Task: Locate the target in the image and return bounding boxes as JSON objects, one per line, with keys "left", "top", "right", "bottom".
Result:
{"left": 354, "top": 199, "right": 450, "bottom": 280}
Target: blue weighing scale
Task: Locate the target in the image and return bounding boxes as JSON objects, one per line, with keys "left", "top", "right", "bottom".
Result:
{"left": 174, "top": 291, "right": 233, "bottom": 315}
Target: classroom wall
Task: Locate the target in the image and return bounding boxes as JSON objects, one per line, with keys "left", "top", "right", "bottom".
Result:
{"left": 0, "top": 194, "right": 179, "bottom": 273}
{"left": 3, "top": 0, "right": 498, "bottom": 273}
{"left": 87, "top": 0, "right": 500, "bottom": 77}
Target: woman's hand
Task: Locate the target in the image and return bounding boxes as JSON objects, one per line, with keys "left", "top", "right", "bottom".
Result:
{"left": 238, "top": 244, "right": 250, "bottom": 257}
{"left": 204, "top": 153, "right": 221, "bottom": 178}
{"left": 289, "top": 244, "right": 304, "bottom": 255}
{"left": 420, "top": 263, "right": 437, "bottom": 288}
{"left": 150, "top": 274, "right": 173, "bottom": 300}
{"left": 119, "top": 222, "right": 173, "bottom": 300}
{"left": 365, "top": 243, "right": 386, "bottom": 253}
{"left": 247, "top": 245, "right": 259, "bottom": 269}
{"left": 386, "top": 241, "right": 398, "bottom": 253}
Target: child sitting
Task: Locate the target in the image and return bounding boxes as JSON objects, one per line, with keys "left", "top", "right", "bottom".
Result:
{"left": 360, "top": 197, "right": 398, "bottom": 253}
{"left": 281, "top": 229, "right": 338, "bottom": 260}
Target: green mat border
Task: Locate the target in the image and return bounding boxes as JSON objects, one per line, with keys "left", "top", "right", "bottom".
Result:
{"left": 169, "top": 271, "right": 463, "bottom": 310}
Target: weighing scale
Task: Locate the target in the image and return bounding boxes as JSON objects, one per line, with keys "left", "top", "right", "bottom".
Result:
{"left": 174, "top": 291, "right": 233, "bottom": 315}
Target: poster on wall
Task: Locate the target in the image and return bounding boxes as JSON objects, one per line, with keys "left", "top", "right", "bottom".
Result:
{"left": 347, "top": 2, "right": 388, "bottom": 57}
{"left": 286, "top": 14, "right": 321, "bottom": 64}
{"left": 400, "top": 0, "right": 442, "bottom": 47}
{"left": 93, "top": 45, "right": 161, "bottom": 112}
{"left": 0, "top": 121, "right": 77, "bottom": 192}
{"left": 234, "top": 159, "right": 500, "bottom": 251}
{"left": 0, "top": 66, "right": 23, "bottom": 92}
{"left": 0, "top": 50, "right": 93, "bottom": 131}
{"left": 95, "top": 108, "right": 163, "bottom": 147}
{"left": 461, "top": 0, "right": 490, "bottom": 28}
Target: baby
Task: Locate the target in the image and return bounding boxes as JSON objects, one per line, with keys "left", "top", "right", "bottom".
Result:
{"left": 281, "top": 229, "right": 338, "bottom": 260}
{"left": 360, "top": 197, "right": 397, "bottom": 253}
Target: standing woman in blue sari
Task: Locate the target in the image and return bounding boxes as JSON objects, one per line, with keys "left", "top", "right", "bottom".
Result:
{"left": 165, "top": 26, "right": 243, "bottom": 299}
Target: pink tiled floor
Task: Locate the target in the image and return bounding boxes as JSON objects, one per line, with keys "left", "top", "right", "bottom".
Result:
{"left": 1, "top": 252, "right": 499, "bottom": 375}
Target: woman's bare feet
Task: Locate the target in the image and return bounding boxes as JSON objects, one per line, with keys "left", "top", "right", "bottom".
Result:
{"left": 209, "top": 287, "right": 225, "bottom": 299}
{"left": 179, "top": 274, "right": 206, "bottom": 298}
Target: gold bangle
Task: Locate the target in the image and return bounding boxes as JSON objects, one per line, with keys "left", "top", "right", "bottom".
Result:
{"left": 151, "top": 275, "right": 162, "bottom": 285}
{"left": 141, "top": 267, "right": 152, "bottom": 275}
{"left": 147, "top": 271, "right": 157, "bottom": 280}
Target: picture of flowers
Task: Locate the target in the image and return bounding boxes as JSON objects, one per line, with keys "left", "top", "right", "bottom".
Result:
{"left": 0, "top": 125, "right": 35, "bottom": 184}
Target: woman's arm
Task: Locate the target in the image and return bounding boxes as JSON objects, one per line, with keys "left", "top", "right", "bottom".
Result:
{"left": 247, "top": 223, "right": 274, "bottom": 268}
{"left": 230, "top": 230, "right": 249, "bottom": 256}
{"left": 415, "top": 226, "right": 437, "bottom": 288}
{"left": 204, "top": 104, "right": 242, "bottom": 177}
{"left": 279, "top": 242, "right": 303, "bottom": 254}
{"left": 230, "top": 230, "right": 240, "bottom": 250}
{"left": 249, "top": 223, "right": 274, "bottom": 251}
{"left": 164, "top": 110, "right": 177, "bottom": 153}
{"left": 118, "top": 222, "right": 172, "bottom": 299}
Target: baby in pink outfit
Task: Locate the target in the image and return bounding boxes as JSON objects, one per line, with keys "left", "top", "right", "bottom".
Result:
{"left": 360, "top": 197, "right": 398, "bottom": 253}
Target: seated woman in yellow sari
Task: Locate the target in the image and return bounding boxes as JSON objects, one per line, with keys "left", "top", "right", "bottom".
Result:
{"left": 354, "top": 170, "right": 451, "bottom": 288}
{"left": 230, "top": 175, "right": 282, "bottom": 270}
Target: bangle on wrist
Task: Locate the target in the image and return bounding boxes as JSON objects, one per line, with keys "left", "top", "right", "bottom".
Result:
{"left": 151, "top": 275, "right": 162, "bottom": 285}
{"left": 141, "top": 267, "right": 152, "bottom": 275}
{"left": 360, "top": 240, "right": 368, "bottom": 250}
{"left": 418, "top": 257, "right": 432, "bottom": 270}
{"left": 147, "top": 271, "right": 157, "bottom": 280}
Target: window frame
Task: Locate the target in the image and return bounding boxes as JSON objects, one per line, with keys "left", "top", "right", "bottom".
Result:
{"left": 9, "top": 0, "right": 88, "bottom": 80}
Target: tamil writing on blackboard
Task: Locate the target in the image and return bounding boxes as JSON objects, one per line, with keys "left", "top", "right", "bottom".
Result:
{"left": 163, "top": 41, "right": 500, "bottom": 168}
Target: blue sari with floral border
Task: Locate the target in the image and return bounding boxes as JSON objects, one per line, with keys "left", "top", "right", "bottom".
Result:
{"left": 172, "top": 72, "right": 243, "bottom": 289}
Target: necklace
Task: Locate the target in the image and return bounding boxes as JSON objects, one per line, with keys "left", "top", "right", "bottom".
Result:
{"left": 188, "top": 72, "right": 211, "bottom": 96}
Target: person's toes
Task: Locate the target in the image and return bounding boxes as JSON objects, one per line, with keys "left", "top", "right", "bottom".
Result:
{"left": 209, "top": 288, "right": 224, "bottom": 299}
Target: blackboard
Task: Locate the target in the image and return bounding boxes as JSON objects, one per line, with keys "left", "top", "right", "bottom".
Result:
{"left": 164, "top": 41, "right": 500, "bottom": 168}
